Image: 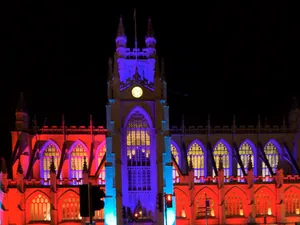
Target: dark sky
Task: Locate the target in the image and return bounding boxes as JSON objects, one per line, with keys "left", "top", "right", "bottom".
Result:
{"left": 1, "top": 3, "right": 300, "bottom": 157}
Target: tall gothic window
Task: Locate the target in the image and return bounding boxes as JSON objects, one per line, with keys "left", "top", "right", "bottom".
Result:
{"left": 285, "top": 191, "right": 300, "bottom": 215}
{"left": 225, "top": 194, "right": 243, "bottom": 217}
{"left": 126, "top": 110, "right": 151, "bottom": 208}
{"left": 256, "top": 190, "right": 272, "bottom": 215}
{"left": 171, "top": 143, "right": 180, "bottom": 183}
{"left": 30, "top": 194, "right": 51, "bottom": 221}
{"left": 61, "top": 192, "right": 81, "bottom": 220}
{"left": 187, "top": 141, "right": 205, "bottom": 182}
{"left": 262, "top": 141, "right": 279, "bottom": 177}
{"left": 70, "top": 143, "right": 88, "bottom": 180}
{"left": 213, "top": 141, "right": 229, "bottom": 177}
{"left": 195, "top": 194, "right": 215, "bottom": 218}
{"left": 97, "top": 144, "right": 106, "bottom": 185}
{"left": 238, "top": 142, "right": 254, "bottom": 177}
{"left": 42, "top": 143, "right": 60, "bottom": 180}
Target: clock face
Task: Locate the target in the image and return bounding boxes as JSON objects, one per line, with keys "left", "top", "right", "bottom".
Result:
{"left": 131, "top": 86, "right": 143, "bottom": 98}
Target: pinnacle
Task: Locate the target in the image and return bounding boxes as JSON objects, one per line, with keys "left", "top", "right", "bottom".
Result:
{"left": 116, "top": 16, "right": 125, "bottom": 37}
{"left": 16, "top": 92, "right": 27, "bottom": 113}
{"left": 146, "top": 17, "right": 155, "bottom": 38}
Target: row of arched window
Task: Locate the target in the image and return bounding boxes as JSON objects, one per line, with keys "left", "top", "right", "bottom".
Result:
{"left": 171, "top": 139, "right": 280, "bottom": 183}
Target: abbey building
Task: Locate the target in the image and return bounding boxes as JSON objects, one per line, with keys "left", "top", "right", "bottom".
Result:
{"left": 1, "top": 17, "right": 300, "bottom": 225}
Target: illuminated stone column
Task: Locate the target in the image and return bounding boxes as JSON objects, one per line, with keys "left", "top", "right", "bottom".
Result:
{"left": 217, "top": 160, "right": 225, "bottom": 225}
{"left": 275, "top": 168, "right": 285, "bottom": 223}
{"left": 188, "top": 160, "right": 195, "bottom": 225}
{"left": 16, "top": 160, "right": 25, "bottom": 225}
{"left": 82, "top": 157, "right": 89, "bottom": 224}
{"left": 246, "top": 156, "right": 256, "bottom": 218}
{"left": 50, "top": 159, "right": 58, "bottom": 225}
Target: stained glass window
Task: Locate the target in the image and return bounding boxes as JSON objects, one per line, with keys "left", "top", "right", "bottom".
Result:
{"left": 171, "top": 143, "right": 180, "bottom": 183}
{"left": 42, "top": 143, "right": 60, "bottom": 180}
{"left": 238, "top": 142, "right": 254, "bottom": 177}
{"left": 225, "top": 194, "right": 243, "bottom": 216}
{"left": 262, "top": 141, "right": 279, "bottom": 177}
{"left": 285, "top": 191, "right": 300, "bottom": 215}
{"left": 213, "top": 142, "right": 229, "bottom": 177}
{"left": 30, "top": 194, "right": 51, "bottom": 221}
{"left": 62, "top": 192, "right": 81, "bottom": 220}
{"left": 98, "top": 144, "right": 106, "bottom": 185}
{"left": 70, "top": 143, "right": 88, "bottom": 180}
{"left": 187, "top": 142, "right": 204, "bottom": 182}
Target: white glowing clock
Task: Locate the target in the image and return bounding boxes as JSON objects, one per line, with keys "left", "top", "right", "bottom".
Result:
{"left": 131, "top": 86, "right": 143, "bottom": 98}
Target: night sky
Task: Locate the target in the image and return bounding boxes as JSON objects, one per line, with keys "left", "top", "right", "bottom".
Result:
{"left": 1, "top": 3, "right": 300, "bottom": 158}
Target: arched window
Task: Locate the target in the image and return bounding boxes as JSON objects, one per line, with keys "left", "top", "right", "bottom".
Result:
{"left": 225, "top": 194, "right": 243, "bottom": 217}
{"left": 262, "top": 141, "right": 279, "bottom": 177}
{"left": 30, "top": 194, "right": 51, "bottom": 221}
{"left": 61, "top": 192, "right": 81, "bottom": 220}
{"left": 285, "top": 190, "right": 300, "bottom": 215}
{"left": 256, "top": 190, "right": 272, "bottom": 216}
{"left": 195, "top": 194, "right": 215, "bottom": 218}
{"left": 238, "top": 142, "right": 254, "bottom": 177}
{"left": 126, "top": 110, "right": 151, "bottom": 211}
{"left": 187, "top": 141, "right": 205, "bottom": 182}
{"left": 213, "top": 141, "right": 230, "bottom": 177}
{"left": 171, "top": 143, "right": 180, "bottom": 183}
{"left": 97, "top": 143, "right": 106, "bottom": 185}
{"left": 42, "top": 142, "right": 60, "bottom": 180}
{"left": 70, "top": 143, "right": 88, "bottom": 180}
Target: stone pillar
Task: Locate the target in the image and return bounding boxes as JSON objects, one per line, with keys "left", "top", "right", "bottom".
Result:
{"left": 275, "top": 168, "right": 285, "bottom": 223}
{"left": 217, "top": 158, "right": 225, "bottom": 225}
{"left": 17, "top": 160, "right": 26, "bottom": 225}
{"left": 82, "top": 157, "right": 89, "bottom": 224}
{"left": 188, "top": 160, "right": 195, "bottom": 225}
{"left": 246, "top": 156, "right": 256, "bottom": 218}
{"left": 50, "top": 158, "right": 58, "bottom": 225}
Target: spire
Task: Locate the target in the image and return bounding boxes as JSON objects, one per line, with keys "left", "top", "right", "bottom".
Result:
{"left": 0, "top": 157, "right": 7, "bottom": 173}
{"left": 17, "top": 159, "right": 23, "bottom": 174}
{"left": 116, "top": 16, "right": 125, "bottom": 37}
{"left": 16, "top": 92, "right": 27, "bottom": 112}
{"left": 50, "top": 156, "right": 56, "bottom": 173}
{"left": 108, "top": 57, "right": 113, "bottom": 80}
{"left": 146, "top": 17, "right": 155, "bottom": 38}
{"left": 83, "top": 156, "right": 88, "bottom": 172}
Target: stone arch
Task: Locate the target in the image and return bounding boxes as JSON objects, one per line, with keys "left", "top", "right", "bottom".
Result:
{"left": 255, "top": 186, "right": 276, "bottom": 216}
{"left": 174, "top": 188, "right": 190, "bottom": 219}
{"left": 284, "top": 185, "right": 300, "bottom": 215}
{"left": 171, "top": 140, "right": 181, "bottom": 161}
{"left": 58, "top": 189, "right": 81, "bottom": 221}
{"left": 194, "top": 187, "right": 218, "bottom": 218}
{"left": 238, "top": 139, "right": 258, "bottom": 176}
{"left": 213, "top": 139, "right": 232, "bottom": 176}
{"left": 39, "top": 139, "right": 61, "bottom": 179}
{"left": 264, "top": 139, "right": 282, "bottom": 156}
{"left": 284, "top": 185, "right": 300, "bottom": 192}
{"left": 187, "top": 139, "right": 207, "bottom": 177}
{"left": 25, "top": 190, "right": 51, "bottom": 223}
{"left": 224, "top": 186, "right": 247, "bottom": 217}
{"left": 124, "top": 105, "right": 153, "bottom": 128}
{"left": 69, "top": 140, "right": 89, "bottom": 156}
{"left": 96, "top": 141, "right": 106, "bottom": 166}
{"left": 225, "top": 186, "right": 248, "bottom": 199}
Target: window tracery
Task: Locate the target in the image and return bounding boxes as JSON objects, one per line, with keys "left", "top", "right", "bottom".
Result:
{"left": 285, "top": 191, "right": 300, "bottom": 215}
{"left": 195, "top": 194, "right": 215, "bottom": 218}
{"left": 171, "top": 143, "right": 180, "bottom": 183}
{"left": 213, "top": 142, "right": 229, "bottom": 177}
{"left": 42, "top": 143, "right": 60, "bottom": 180}
{"left": 98, "top": 144, "right": 106, "bottom": 185}
{"left": 188, "top": 142, "right": 205, "bottom": 182}
{"left": 30, "top": 194, "right": 51, "bottom": 221}
{"left": 238, "top": 142, "right": 254, "bottom": 177}
{"left": 256, "top": 191, "right": 272, "bottom": 216}
{"left": 70, "top": 143, "right": 88, "bottom": 180}
{"left": 262, "top": 141, "right": 279, "bottom": 177}
{"left": 225, "top": 194, "right": 243, "bottom": 217}
{"left": 126, "top": 110, "right": 151, "bottom": 212}
{"left": 61, "top": 192, "right": 81, "bottom": 220}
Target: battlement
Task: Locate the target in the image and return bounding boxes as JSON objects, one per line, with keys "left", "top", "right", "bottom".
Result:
{"left": 36, "top": 125, "right": 107, "bottom": 134}
{"left": 170, "top": 125, "right": 291, "bottom": 134}
{"left": 122, "top": 48, "right": 154, "bottom": 59}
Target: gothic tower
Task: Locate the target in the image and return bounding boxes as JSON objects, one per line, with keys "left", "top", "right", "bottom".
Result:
{"left": 105, "top": 16, "right": 175, "bottom": 225}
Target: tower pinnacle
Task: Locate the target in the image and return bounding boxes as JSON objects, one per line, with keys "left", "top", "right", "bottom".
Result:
{"left": 146, "top": 17, "right": 155, "bottom": 38}
{"left": 116, "top": 16, "right": 125, "bottom": 37}
{"left": 16, "top": 92, "right": 27, "bottom": 113}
